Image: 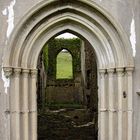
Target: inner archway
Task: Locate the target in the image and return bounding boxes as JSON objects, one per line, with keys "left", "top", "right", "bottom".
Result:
{"left": 2, "top": 1, "right": 134, "bottom": 140}
{"left": 37, "top": 34, "right": 98, "bottom": 139}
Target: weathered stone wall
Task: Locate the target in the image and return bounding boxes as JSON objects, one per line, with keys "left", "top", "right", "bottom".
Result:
{"left": 46, "top": 38, "right": 81, "bottom": 79}
{"left": 37, "top": 52, "right": 47, "bottom": 109}
{"left": 0, "top": 0, "right": 140, "bottom": 140}
{"left": 44, "top": 38, "right": 83, "bottom": 104}
{"left": 84, "top": 40, "right": 98, "bottom": 111}
{"left": 46, "top": 81, "right": 83, "bottom": 103}
{"left": 44, "top": 38, "right": 97, "bottom": 105}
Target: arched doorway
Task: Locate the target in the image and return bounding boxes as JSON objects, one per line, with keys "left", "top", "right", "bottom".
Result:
{"left": 37, "top": 35, "right": 98, "bottom": 139}
{"left": 2, "top": 1, "right": 134, "bottom": 140}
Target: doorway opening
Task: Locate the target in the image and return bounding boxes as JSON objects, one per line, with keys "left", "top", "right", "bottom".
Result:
{"left": 56, "top": 49, "right": 73, "bottom": 79}
{"left": 3, "top": 1, "right": 134, "bottom": 140}
{"left": 37, "top": 32, "right": 98, "bottom": 140}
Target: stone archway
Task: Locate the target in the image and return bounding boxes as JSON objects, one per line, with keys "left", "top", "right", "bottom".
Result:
{"left": 2, "top": 1, "right": 134, "bottom": 140}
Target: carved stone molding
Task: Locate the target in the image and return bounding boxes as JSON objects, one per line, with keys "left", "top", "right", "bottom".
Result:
{"left": 22, "top": 69, "right": 30, "bottom": 78}
{"left": 107, "top": 68, "right": 115, "bottom": 73}
{"left": 3, "top": 67, "right": 13, "bottom": 78}
{"left": 14, "top": 68, "right": 21, "bottom": 77}
{"left": 116, "top": 67, "right": 124, "bottom": 77}
{"left": 126, "top": 67, "right": 134, "bottom": 72}
{"left": 99, "top": 69, "right": 106, "bottom": 74}
{"left": 30, "top": 69, "right": 38, "bottom": 78}
{"left": 126, "top": 67, "right": 134, "bottom": 76}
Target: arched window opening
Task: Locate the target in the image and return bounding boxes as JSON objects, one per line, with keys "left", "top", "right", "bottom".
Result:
{"left": 56, "top": 49, "right": 73, "bottom": 79}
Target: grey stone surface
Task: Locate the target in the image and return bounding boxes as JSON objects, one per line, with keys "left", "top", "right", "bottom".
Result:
{"left": 0, "top": 0, "right": 140, "bottom": 140}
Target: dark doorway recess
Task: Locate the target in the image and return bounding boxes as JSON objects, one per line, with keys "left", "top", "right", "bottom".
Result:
{"left": 37, "top": 34, "right": 98, "bottom": 140}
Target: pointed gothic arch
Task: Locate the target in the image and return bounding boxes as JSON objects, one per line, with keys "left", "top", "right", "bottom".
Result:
{"left": 3, "top": 0, "right": 134, "bottom": 140}
{"left": 56, "top": 49, "right": 73, "bottom": 79}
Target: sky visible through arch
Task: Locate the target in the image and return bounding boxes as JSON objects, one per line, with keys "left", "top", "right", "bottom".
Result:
{"left": 56, "top": 32, "right": 77, "bottom": 38}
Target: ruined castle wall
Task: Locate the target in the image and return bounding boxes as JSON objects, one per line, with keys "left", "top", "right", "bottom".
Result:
{"left": 0, "top": 0, "right": 140, "bottom": 139}
{"left": 45, "top": 38, "right": 83, "bottom": 104}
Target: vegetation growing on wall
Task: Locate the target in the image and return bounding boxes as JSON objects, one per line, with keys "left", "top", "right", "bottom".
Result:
{"left": 43, "top": 45, "right": 48, "bottom": 71}
{"left": 43, "top": 38, "right": 81, "bottom": 80}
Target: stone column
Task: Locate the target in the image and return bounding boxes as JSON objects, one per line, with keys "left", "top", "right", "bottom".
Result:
{"left": 108, "top": 68, "right": 115, "bottom": 140}
{"left": 99, "top": 69, "right": 107, "bottom": 140}
{"left": 117, "top": 68, "right": 124, "bottom": 140}
{"left": 10, "top": 68, "right": 21, "bottom": 140}
{"left": 29, "top": 69, "right": 38, "bottom": 140}
{"left": 9, "top": 68, "right": 21, "bottom": 140}
{"left": 21, "top": 69, "right": 30, "bottom": 140}
{"left": 126, "top": 67, "right": 133, "bottom": 140}
{"left": 4, "top": 68, "right": 21, "bottom": 140}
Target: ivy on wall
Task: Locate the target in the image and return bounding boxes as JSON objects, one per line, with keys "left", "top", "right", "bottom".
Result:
{"left": 43, "top": 38, "right": 81, "bottom": 80}
{"left": 43, "top": 45, "right": 48, "bottom": 71}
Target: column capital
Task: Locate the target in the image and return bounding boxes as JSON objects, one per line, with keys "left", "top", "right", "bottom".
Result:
{"left": 30, "top": 69, "right": 38, "bottom": 78}
{"left": 116, "top": 68, "right": 124, "bottom": 77}
{"left": 3, "top": 67, "right": 13, "bottom": 78}
{"left": 22, "top": 69, "right": 30, "bottom": 73}
{"left": 116, "top": 67, "right": 124, "bottom": 72}
{"left": 22, "top": 69, "right": 30, "bottom": 78}
{"left": 107, "top": 68, "right": 115, "bottom": 73}
{"left": 126, "top": 67, "right": 134, "bottom": 72}
{"left": 14, "top": 68, "right": 21, "bottom": 77}
{"left": 126, "top": 67, "right": 134, "bottom": 77}
{"left": 99, "top": 69, "right": 106, "bottom": 74}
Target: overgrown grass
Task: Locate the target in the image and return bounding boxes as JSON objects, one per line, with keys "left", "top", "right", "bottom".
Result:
{"left": 56, "top": 51, "right": 73, "bottom": 79}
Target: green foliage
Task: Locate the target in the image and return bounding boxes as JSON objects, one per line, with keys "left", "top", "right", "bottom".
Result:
{"left": 43, "top": 45, "right": 48, "bottom": 71}
{"left": 48, "top": 38, "right": 81, "bottom": 49}
{"left": 56, "top": 51, "right": 73, "bottom": 79}
{"left": 43, "top": 38, "right": 81, "bottom": 79}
